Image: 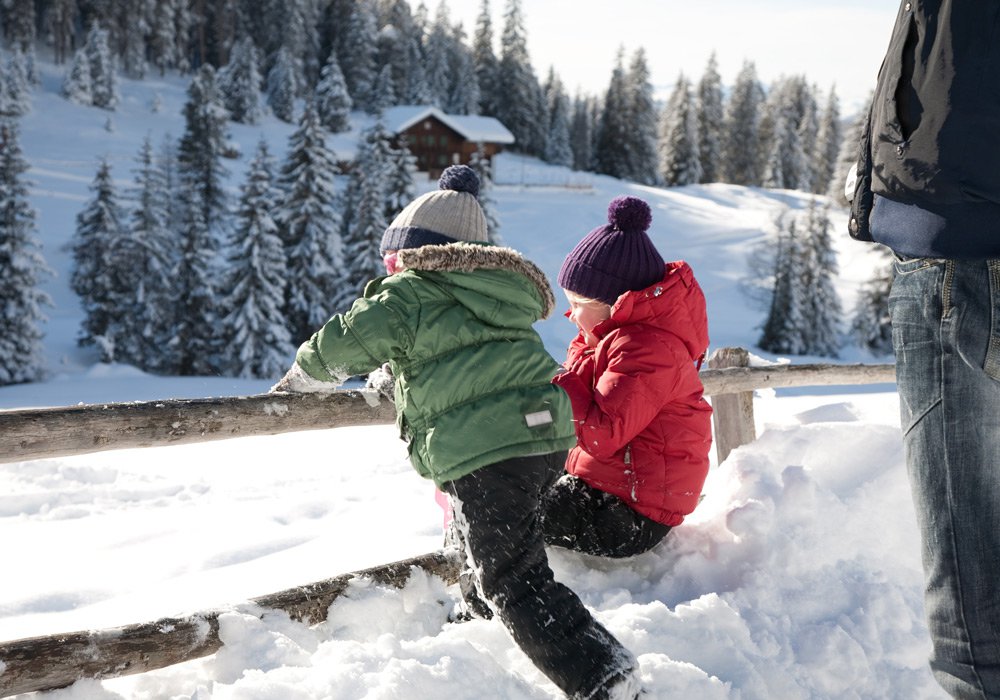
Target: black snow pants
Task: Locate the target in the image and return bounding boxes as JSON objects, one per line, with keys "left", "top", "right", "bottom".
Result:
{"left": 542, "top": 474, "right": 671, "bottom": 559}
{"left": 443, "top": 452, "right": 635, "bottom": 699}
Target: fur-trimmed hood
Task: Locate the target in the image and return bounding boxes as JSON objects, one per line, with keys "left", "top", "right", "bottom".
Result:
{"left": 397, "top": 242, "right": 557, "bottom": 319}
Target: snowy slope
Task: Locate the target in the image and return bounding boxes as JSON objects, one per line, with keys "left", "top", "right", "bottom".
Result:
{"left": 0, "top": 62, "right": 945, "bottom": 700}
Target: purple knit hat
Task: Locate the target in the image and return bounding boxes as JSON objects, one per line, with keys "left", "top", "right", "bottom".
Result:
{"left": 557, "top": 196, "right": 665, "bottom": 305}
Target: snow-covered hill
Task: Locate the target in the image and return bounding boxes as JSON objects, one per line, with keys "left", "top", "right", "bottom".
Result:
{"left": 0, "top": 62, "right": 944, "bottom": 700}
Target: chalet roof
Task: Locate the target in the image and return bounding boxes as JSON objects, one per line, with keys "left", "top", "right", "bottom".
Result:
{"left": 383, "top": 105, "right": 515, "bottom": 145}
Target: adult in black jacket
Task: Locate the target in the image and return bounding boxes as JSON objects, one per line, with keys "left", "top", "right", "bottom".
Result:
{"left": 849, "top": 2, "right": 1000, "bottom": 698}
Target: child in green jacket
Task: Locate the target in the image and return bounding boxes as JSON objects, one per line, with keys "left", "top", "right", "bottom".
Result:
{"left": 272, "top": 166, "right": 640, "bottom": 699}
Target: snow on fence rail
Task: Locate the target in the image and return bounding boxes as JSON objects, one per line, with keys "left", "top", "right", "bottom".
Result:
{"left": 0, "top": 347, "right": 895, "bottom": 696}
{"left": 0, "top": 348, "right": 896, "bottom": 467}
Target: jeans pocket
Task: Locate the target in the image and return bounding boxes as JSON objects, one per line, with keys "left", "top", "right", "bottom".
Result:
{"left": 892, "top": 254, "right": 944, "bottom": 276}
{"left": 889, "top": 259, "right": 945, "bottom": 434}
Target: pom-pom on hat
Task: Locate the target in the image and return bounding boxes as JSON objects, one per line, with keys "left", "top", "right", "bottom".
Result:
{"left": 557, "top": 195, "right": 665, "bottom": 305}
{"left": 380, "top": 164, "right": 488, "bottom": 254}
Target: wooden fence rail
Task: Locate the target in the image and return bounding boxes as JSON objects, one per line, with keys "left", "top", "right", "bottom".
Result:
{"left": 0, "top": 348, "right": 895, "bottom": 466}
{"left": 0, "top": 348, "right": 896, "bottom": 696}
{"left": 0, "top": 550, "right": 462, "bottom": 698}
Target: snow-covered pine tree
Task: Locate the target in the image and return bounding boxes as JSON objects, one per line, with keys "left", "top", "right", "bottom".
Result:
{"left": 760, "top": 76, "right": 815, "bottom": 191}
{"left": 812, "top": 86, "right": 842, "bottom": 196}
{"left": 267, "top": 46, "right": 298, "bottom": 123}
{"left": 4, "top": 48, "right": 32, "bottom": 117}
{"left": 445, "top": 24, "right": 480, "bottom": 115}
{"left": 374, "top": 0, "right": 428, "bottom": 106}
{"left": 85, "top": 23, "right": 120, "bottom": 110}
{"left": 795, "top": 79, "right": 820, "bottom": 192}
{"left": 157, "top": 132, "right": 185, "bottom": 251}
{"left": 527, "top": 78, "right": 551, "bottom": 158}
{"left": 496, "top": 0, "right": 542, "bottom": 156}
{"left": 218, "top": 37, "right": 265, "bottom": 125}
{"left": 758, "top": 210, "right": 807, "bottom": 355}
{"left": 71, "top": 158, "right": 129, "bottom": 361}
{"left": 174, "top": 64, "right": 230, "bottom": 375}
{"left": 4, "top": 0, "right": 33, "bottom": 49}
{"left": 722, "top": 60, "right": 764, "bottom": 185}
{"left": 696, "top": 52, "right": 724, "bottom": 184}
{"left": 279, "top": 0, "right": 321, "bottom": 91}
{"left": 830, "top": 93, "right": 871, "bottom": 207}
{"left": 335, "top": 117, "right": 393, "bottom": 311}
{"left": 658, "top": 74, "right": 702, "bottom": 186}
{"left": 275, "top": 102, "right": 343, "bottom": 343}
{"left": 218, "top": 140, "right": 294, "bottom": 379}
{"left": 623, "top": 48, "right": 659, "bottom": 185}
{"left": 569, "top": 93, "right": 595, "bottom": 172}
{"left": 49, "top": 0, "right": 79, "bottom": 65}
{"left": 149, "top": 0, "right": 180, "bottom": 75}
{"left": 385, "top": 136, "right": 417, "bottom": 216}
{"left": 469, "top": 143, "right": 502, "bottom": 244}
{"left": 245, "top": 0, "right": 283, "bottom": 58}
{"left": 340, "top": 0, "right": 378, "bottom": 112}
{"left": 543, "top": 69, "right": 573, "bottom": 167}
{"left": 116, "top": 0, "right": 150, "bottom": 78}
{"left": 370, "top": 64, "right": 397, "bottom": 114}
{"left": 424, "top": 2, "right": 453, "bottom": 109}
{"left": 125, "top": 136, "right": 178, "bottom": 372}
{"left": 170, "top": 0, "right": 196, "bottom": 73}
{"left": 315, "top": 50, "right": 352, "bottom": 132}
{"left": 62, "top": 46, "right": 93, "bottom": 105}
{"left": 0, "top": 119, "right": 51, "bottom": 385}
{"left": 472, "top": 0, "right": 499, "bottom": 116}
{"left": 850, "top": 245, "right": 894, "bottom": 356}
{"left": 593, "top": 49, "right": 631, "bottom": 180}
{"left": 799, "top": 201, "right": 842, "bottom": 357}
{"left": 761, "top": 109, "right": 796, "bottom": 189}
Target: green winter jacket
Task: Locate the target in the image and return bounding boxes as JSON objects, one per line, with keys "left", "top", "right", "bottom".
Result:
{"left": 295, "top": 242, "right": 576, "bottom": 486}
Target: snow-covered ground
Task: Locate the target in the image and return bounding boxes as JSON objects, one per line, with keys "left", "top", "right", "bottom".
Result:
{"left": 0, "top": 61, "right": 946, "bottom": 699}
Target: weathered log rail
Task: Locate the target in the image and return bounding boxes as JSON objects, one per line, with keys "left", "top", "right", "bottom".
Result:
{"left": 0, "top": 351, "right": 895, "bottom": 466}
{"left": 0, "top": 389, "right": 396, "bottom": 464}
{"left": 0, "top": 549, "right": 462, "bottom": 698}
{"left": 0, "top": 348, "right": 896, "bottom": 696}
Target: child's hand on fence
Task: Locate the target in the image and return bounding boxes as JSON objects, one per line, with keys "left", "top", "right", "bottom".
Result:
{"left": 269, "top": 363, "right": 336, "bottom": 394}
{"left": 365, "top": 363, "right": 396, "bottom": 403}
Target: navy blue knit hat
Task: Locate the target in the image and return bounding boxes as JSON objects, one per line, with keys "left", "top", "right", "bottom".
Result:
{"left": 557, "top": 196, "right": 665, "bottom": 305}
{"left": 380, "top": 165, "right": 488, "bottom": 254}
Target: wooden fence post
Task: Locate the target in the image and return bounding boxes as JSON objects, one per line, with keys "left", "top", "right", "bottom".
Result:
{"left": 708, "top": 347, "right": 756, "bottom": 465}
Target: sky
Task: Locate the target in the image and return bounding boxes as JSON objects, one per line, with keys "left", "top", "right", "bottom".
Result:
{"left": 443, "top": 0, "right": 901, "bottom": 115}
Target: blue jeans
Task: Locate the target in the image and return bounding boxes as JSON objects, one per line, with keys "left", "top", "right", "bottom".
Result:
{"left": 889, "top": 257, "right": 1000, "bottom": 699}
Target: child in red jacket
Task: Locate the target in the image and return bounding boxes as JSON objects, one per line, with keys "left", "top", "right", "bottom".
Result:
{"left": 543, "top": 195, "right": 713, "bottom": 558}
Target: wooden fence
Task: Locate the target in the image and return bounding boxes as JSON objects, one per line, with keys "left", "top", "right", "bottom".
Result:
{"left": 0, "top": 348, "right": 896, "bottom": 697}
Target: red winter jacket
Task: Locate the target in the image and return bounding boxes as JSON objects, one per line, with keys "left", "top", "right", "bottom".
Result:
{"left": 552, "top": 261, "right": 712, "bottom": 526}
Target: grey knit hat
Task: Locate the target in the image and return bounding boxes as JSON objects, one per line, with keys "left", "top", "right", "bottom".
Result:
{"left": 557, "top": 195, "right": 665, "bottom": 305}
{"left": 380, "top": 165, "right": 488, "bottom": 254}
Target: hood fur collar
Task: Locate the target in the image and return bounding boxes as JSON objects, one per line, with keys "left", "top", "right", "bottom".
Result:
{"left": 397, "top": 243, "right": 557, "bottom": 319}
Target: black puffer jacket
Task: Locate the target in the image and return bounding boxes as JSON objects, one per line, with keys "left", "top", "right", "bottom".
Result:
{"left": 850, "top": 1, "right": 1000, "bottom": 257}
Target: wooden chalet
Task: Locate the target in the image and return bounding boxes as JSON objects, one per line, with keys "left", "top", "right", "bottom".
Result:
{"left": 383, "top": 106, "right": 515, "bottom": 178}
